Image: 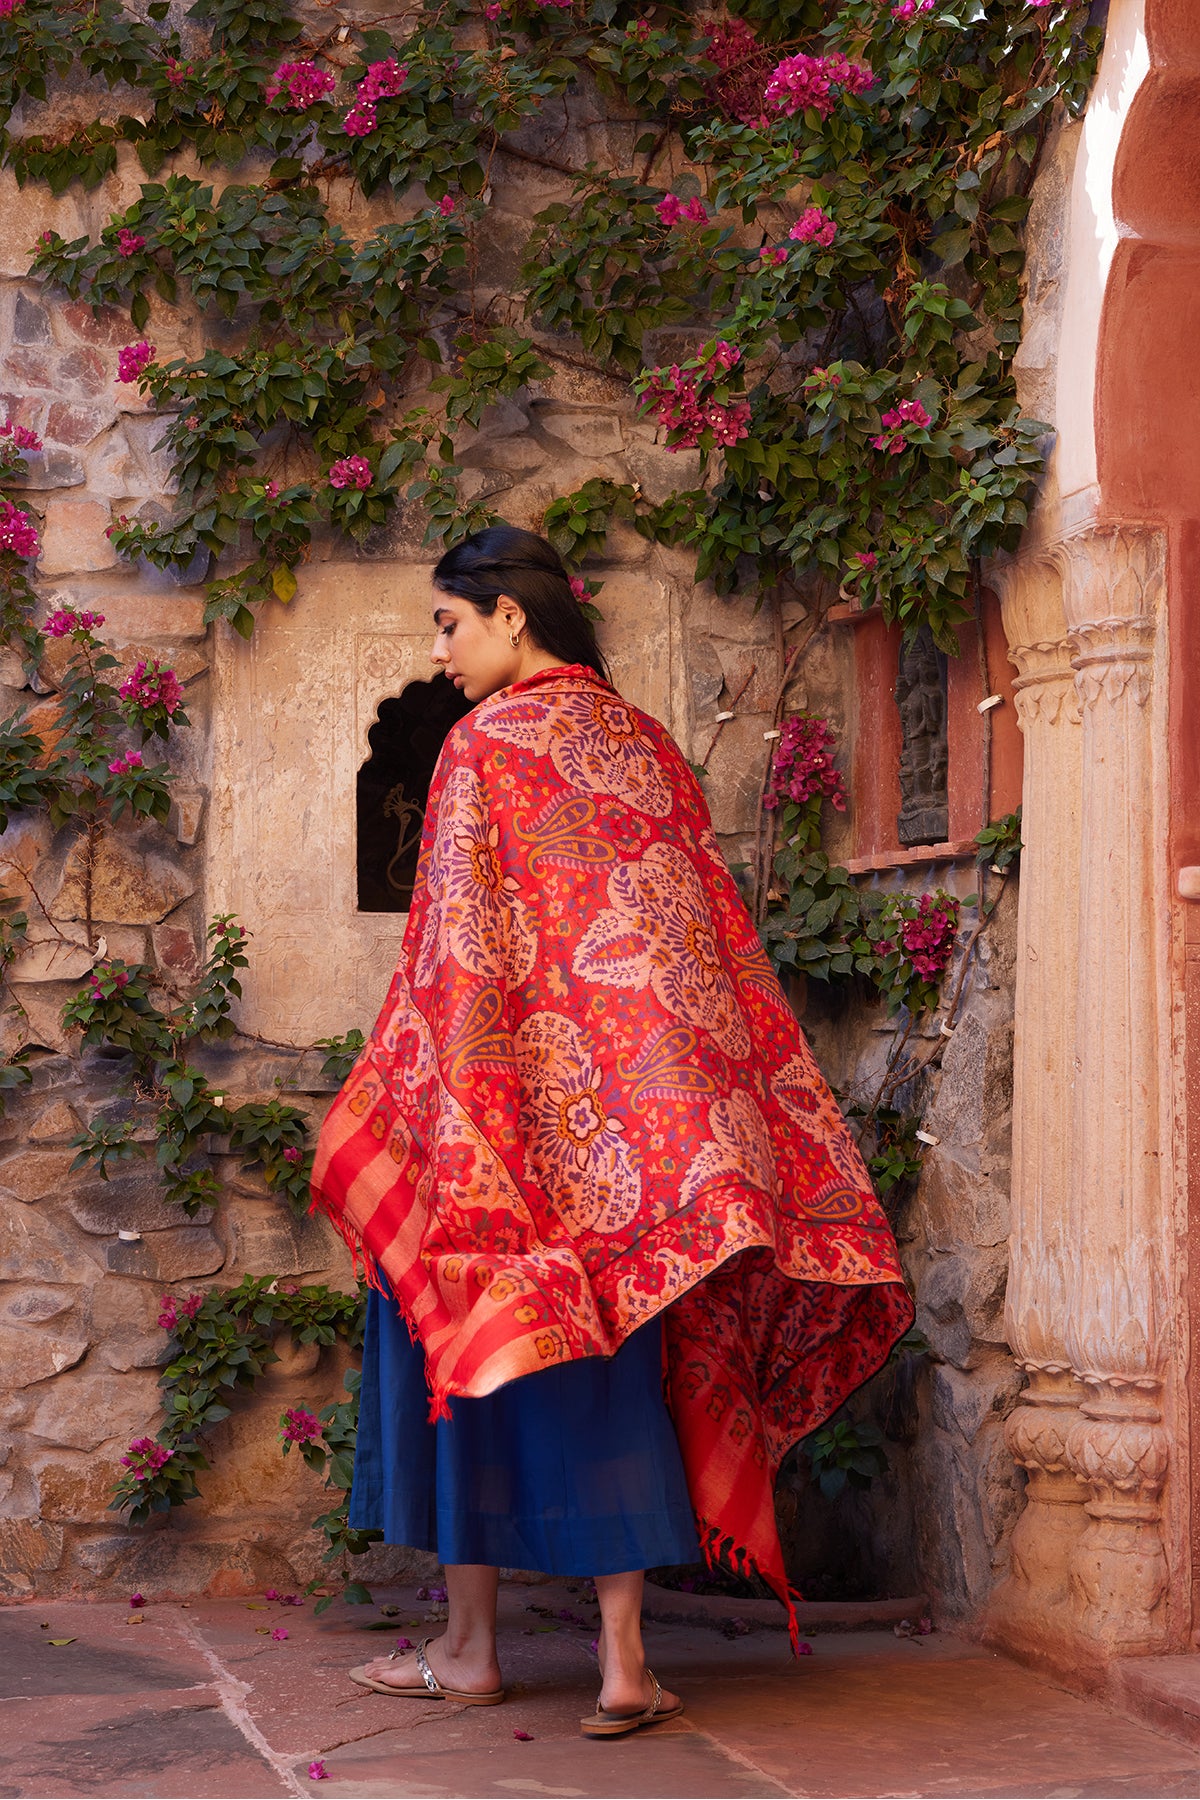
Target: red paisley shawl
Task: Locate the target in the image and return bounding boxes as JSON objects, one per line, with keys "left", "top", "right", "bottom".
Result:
{"left": 311, "top": 664, "right": 914, "bottom": 1637}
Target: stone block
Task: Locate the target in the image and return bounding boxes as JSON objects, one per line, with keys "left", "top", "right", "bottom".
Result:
{"left": 121, "top": 415, "right": 178, "bottom": 495}
{"left": 0, "top": 1322, "right": 89, "bottom": 1387}
{"left": 0, "top": 1148, "right": 78, "bottom": 1204}
{"left": 67, "top": 1170, "right": 214, "bottom": 1237}
{"left": 7, "top": 936, "right": 95, "bottom": 984}
{"left": 70, "top": 592, "right": 208, "bottom": 643}
{"left": 459, "top": 432, "right": 547, "bottom": 476}
{"left": 27, "top": 1101, "right": 82, "bottom": 1144}
{"left": 914, "top": 1251, "right": 975, "bottom": 1370}
{"left": 151, "top": 921, "right": 201, "bottom": 980}
{"left": 623, "top": 435, "right": 703, "bottom": 507}
{"left": 38, "top": 497, "right": 118, "bottom": 576}
{"left": 46, "top": 402, "right": 112, "bottom": 448}
{"left": 10, "top": 448, "right": 86, "bottom": 490}
{"left": 13, "top": 292, "right": 50, "bottom": 345}
{"left": 102, "top": 1332, "right": 173, "bottom": 1372}
{"left": 0, "top": 172, "right": 89, "bottom": 277}
{"left": 32, "top": 1450, "right": 126, "bottom": 1523}
{"left": 0, "top": 1517, "right": 63, "bottom": 1575}
{"left": 930, "top": 1356, "right": 1023, "bottom": 1444}
{"left": 168, "top": 787, "right": 205, "bottom": 847}
{"left": 90, "top": 1276, "right": 168, "bottom": 1339}
{"left": 703, "top": 713, "right": 771, "bottom": 837}
{"left": 61, "top": 347, "right": 111, "bottom": 397}
{"left": 226, "top": 1205, "right": 338, "bottom": 1279}
{"left": 59, "top": 300, "right": 140, "bottom": 349}
{"left": 0, "top": 1283, "right": 77, "bottom": 1324}
{"left": 53, "top": 829, "right": 195, "bottom": 926}
{"left": 916, "top": 1150, "right": 1010, "bottom": 1253}
{"left": 103, "top": 1226, "right": 225, "bottom": 1283}
{"left": 534, "top": 405, "right": 624, "bottom": 457}
{"left": 29, "top": 1364, "right": 160, "bottom": 1451}
{"left": 962, "top": 1244, "right": 1009, "bottom": 1346}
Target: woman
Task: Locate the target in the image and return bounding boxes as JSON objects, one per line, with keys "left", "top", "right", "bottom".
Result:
{"left": 311, "top": 524, "right": 913, "bottom": 1737}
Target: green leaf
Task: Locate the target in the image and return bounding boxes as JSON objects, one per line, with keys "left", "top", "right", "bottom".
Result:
{"left": 271, "top": 565, "right": 298, "bottom": 603}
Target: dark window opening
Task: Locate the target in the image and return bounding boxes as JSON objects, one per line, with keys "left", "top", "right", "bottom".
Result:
{"left": 895, "top": 623, "right": 949, "bottom": 847}
{"left": 357, "top": 675, "right": 474, "bottom": 912}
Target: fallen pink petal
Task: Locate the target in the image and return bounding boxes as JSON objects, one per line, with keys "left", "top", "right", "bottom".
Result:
{"left": 308, "top": 1761, "right": 329, "bottom": 1781}
{"left": 513, "top": 1730, "right": 534, "bottom": 1741}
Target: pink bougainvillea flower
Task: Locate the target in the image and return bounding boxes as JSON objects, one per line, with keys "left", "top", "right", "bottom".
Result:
{"left": 805, "top": 366, "right": 842, "bottom": 392}
{"left": 107, "top": 751, "right": 145, "bottom": 776}
{"left": 343, "top": 102, "right": 377, "bottom": 136}
{"left": 892, "top": 0, "right": 934, "bottom": 16}
{"left": 281, "top": 1407, "right": 322, "bottom": 1444}
{"left": 282, "top": 1145, "right": 302, "bottom": 1164}
{"left": 569, "top": 575, "right": 588, "bottom": 603}
{"left": 265, "top": 59, "right": 336, "bottom": 111}
{"left": 120, "top": 658, "right": 184, "bottom": 716}
{"left": 164, "top": 57, "right": 191, "bottom": 87}
{"left": 765, "top": 51, "right": 873, "bottom": 117}
{"left": 129, "top": 1593, "right": 145, "bottom": 1608}
{"left": 395, "top": 1636, "right": 414, "bottom": 1652}
{"left": 626, "top": 17, "right": 651, "bottom": 39}
{"left": 882, "top": 892, "right": 960, "bottom": 981}
{"left": 789, "top": 205, "right": 837, "bottom": 248}
{"left": 438, "top": 195, "right": 456, "bottom": 216}
{"left": 308, "top": 1764, "right": 328, "bottom": 1783}
{"left": 763, "top": 715, "right": 847, "bottom": 814}
{"left": 513, "top": 1730, "right": 534, "bottom": 1741}
{"left": 264, "top": 1588, "right": 280, "bottom": 1600}
{"left": 271, "top": 1627, "right": 289, "bottom": 1641}
{"left": 656, "top": 193, "right": 708, "bottom": 227}
{"left": 872, "top": 397, "right": 932, "bottom": 453}
{"left": 43, "top": 607, "right": 104, "bottom": 637}
{"left": 0, "top": 0, "right": 27, "bottom": 16}
{"left": 0, "top": 419, "right": 41, "bottom": 451}
{"left": 485, "top": 1, "right": 502, "bottom": 16}
{"left": 328, "top": 455, "right": 372, "bottom": 490}
{"left": 760, "top": 246, "right": 789, "bottom": 267}
{"left": 121, "top": 1437, "right": 171, "bottom": 1481}
{"left": 798, "top": 1641, "right": 814, "bottom": 1654}
{"left": 0, "top": 500, "right": 38, "bottom": 559}
{"left": 117, "top": 341, "right": 155, "bottom": 384}
{"left": 851, "top": 551, "right": 878, "bottom": 572}
{"left": 343, "top": 54, "right": 406, "bottom": 133}
{"left": 116, "top": 228, "right": 145, "bottom": 259}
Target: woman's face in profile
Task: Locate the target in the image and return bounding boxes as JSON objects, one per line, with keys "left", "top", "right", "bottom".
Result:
{"left": 429, "top": 594, "right": 522, "bottom": 703}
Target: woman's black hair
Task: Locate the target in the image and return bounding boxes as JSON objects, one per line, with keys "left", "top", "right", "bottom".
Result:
{"left": 432, "top": 523, "right": 611, "bottom": 683}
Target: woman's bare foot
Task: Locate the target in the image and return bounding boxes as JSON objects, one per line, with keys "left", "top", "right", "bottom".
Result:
{"left": 597, "top": 1659, "right": 680, "bottom": 1718}
{"left": 360, "top": 1635, "right": 502, "bottom": 1697}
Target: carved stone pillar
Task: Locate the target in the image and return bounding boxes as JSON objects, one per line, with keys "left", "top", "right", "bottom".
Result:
{"left": 1056, "top": 529, "right": 1171, "bottom": 1655}
{"left": 990, "top": 559, "right": 1089, "bottom": 1644}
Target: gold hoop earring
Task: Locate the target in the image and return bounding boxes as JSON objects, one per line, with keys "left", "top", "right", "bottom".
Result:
{"left": 509, "top": 629, "right": 522, "bottom": 649}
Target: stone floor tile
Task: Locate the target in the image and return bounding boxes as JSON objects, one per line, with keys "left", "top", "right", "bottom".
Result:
{"left": 0, "top": 1690, "right": 288, "bottom": 1799}
{"left": 0, "top": 1606, "right": 214, "bottom": 1699}
{"left": 303, "top": 1722, "right": 790, "bottom": 1798}
{"left": 683, "top": 1633, "right": 1200, "bottom": 1800}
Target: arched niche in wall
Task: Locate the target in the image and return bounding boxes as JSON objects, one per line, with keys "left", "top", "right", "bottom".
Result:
{"left": 357, "top": 676, "right": 473, "bottom": 913}
{"left": 206, "top": 561, "right": 683, "bottom": 1043}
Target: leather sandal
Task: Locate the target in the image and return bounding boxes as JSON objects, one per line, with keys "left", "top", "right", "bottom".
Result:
{"left": 349, "top": 1637, "right": 505, "bottom": 1706}
{"left": 580, "top": 1668, "right": 684, "bottom": 1738}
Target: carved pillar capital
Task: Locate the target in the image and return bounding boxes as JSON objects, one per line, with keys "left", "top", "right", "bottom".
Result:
{"left": 1052, "top": 525, "right": 1166, "bottom": 631}
{"left": 1068, "top": 615, "right": 1155, "bottom": 709}
{"left": 1008, "top": 636, "right": 1081, "bottom": 729}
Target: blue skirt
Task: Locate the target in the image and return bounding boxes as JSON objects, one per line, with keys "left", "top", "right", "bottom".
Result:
{"left": 348, "top": 1283, "right": 701, "bottom": 1576}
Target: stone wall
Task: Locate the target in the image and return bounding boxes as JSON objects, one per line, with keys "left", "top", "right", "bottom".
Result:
{"left": 0, "top": 53, "right": 1057, "bottom": 1619}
